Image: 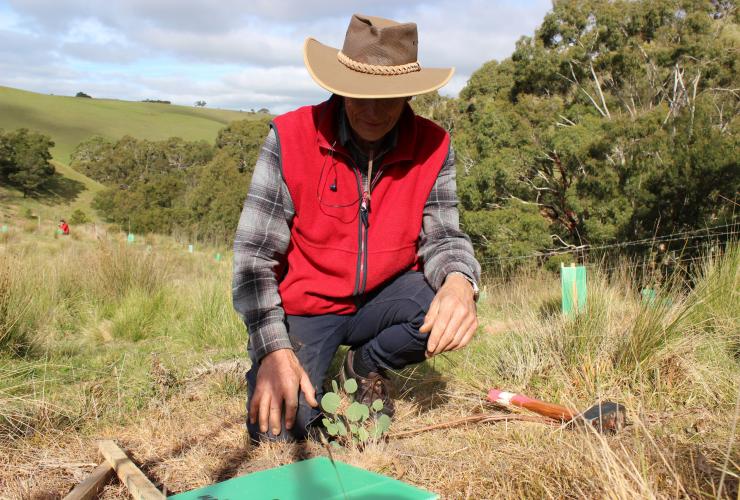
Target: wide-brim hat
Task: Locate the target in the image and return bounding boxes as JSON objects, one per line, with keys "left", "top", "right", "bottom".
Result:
{"left": 303, "top": 14, "right": 454, "bottom": 99}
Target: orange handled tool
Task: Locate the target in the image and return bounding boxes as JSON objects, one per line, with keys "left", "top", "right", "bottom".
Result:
{"left": 487, "top": 389, "right": 576, "bottom": 422}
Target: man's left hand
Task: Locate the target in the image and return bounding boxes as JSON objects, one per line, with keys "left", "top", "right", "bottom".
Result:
{"left": 419, "top": 274, "right": 478, "bottom": 357}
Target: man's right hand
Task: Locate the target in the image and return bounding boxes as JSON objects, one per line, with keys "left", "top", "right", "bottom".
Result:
{"left": 249, "top": 348, "right": 318, "bottom": 436}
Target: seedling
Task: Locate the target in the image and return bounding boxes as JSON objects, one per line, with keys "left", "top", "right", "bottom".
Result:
{"left": 320, "top": 378, "right": 391, "bottom": 446}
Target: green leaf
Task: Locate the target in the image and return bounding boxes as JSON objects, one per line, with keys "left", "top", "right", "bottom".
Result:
{"left": 359, "top": 404, "right": 370, "bottom": 422}
{"left": 346, "top": 402, "right": 370, "bottom": 422}
{"left": 321, "top": 392, "right": 341, "bottom": 414}
{"left": 321, "top": 418, "right": 332, "bottom": 428}
{"left": 344, "top": 378, "right": 358, "bottom": 394}
{"left": 331, "top": 380, "right": 339, "bottom": 393}
{"left": 358, "top": 427, "right": 369, "bottom": 442}
{"left": 331, "top": 441, "right": 341, "bottom": 449}
{"left": 326, "top": 422, "right": 338, "bottom": 436}
{"left": 349, "top": 424, "right": 358, "bottom": 434}
{"left": 336, "top": 421, "right": 347, "bottom": 436}
{"left": 371, "top": 399, "right": 384, "bottom": 412}
{"left": 372, "top": 414, "right": 391, "bottom": 438}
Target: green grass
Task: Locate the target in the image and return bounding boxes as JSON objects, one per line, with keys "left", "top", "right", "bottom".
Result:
{"left": 0, "top": 226, "right": 241, "bottom": 439}
{"left": 0, "top": 85, "right": 258, "bottom": 164}
{"left": 0, "top": 225, "right": 737, "bottom": 498}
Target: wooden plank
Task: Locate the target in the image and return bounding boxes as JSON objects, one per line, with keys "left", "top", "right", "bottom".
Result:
{"left": 63, "top": 462, "right": 114, "bottom": 500}
{"left": 98, "top": 440, "right": 165, "bottom": 500}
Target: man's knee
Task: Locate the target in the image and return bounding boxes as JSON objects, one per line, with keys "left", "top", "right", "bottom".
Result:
{"left": 383, "top": 271, "right": 435, "bottom": 324}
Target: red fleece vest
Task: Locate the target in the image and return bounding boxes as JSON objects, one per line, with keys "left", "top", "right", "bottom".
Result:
{"left": 272, "top": 97, "right": 449, "bottom": 315}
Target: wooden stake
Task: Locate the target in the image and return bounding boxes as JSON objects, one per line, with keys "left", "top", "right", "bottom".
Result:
{"left": 63, "top": 462, "right": 114, "bottom": 500}
{"left": 98, "top": 440, "right": 165, "bottom": 500}
{"left": 571, "top": 263, "right": 578, "bottom": 312}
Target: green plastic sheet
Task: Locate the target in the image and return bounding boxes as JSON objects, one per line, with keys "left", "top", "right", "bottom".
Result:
{"left": 168, "top": 456, "right": 437, "bottom": 500}
{"left": 561, "top": 264, "right": 587, "bottom": 316}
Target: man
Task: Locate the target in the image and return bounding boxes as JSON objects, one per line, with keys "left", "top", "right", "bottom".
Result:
{"left": 58, "top": 219, "right": 69, "bottom": 235}
{"left": 233, "top": 14, "right": 481, "bottom": 442}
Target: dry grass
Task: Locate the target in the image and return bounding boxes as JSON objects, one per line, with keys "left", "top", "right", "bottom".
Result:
{"left": 0, "top": 225, "right": 737, "bottom": 499}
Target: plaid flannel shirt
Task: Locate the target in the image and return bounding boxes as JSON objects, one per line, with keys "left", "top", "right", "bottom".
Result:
{"left": 232, "top": 107, "right": 481, "bottom": 360}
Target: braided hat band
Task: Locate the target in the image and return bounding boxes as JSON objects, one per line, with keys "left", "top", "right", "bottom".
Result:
{"left": 337, "top": 51, "right": 421, "bottom": 75}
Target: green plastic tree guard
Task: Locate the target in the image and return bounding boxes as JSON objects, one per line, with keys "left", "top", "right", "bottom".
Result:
{"left": 561, "top": 263, "right": 587, "bottom": 316}
{"left": 215, "top": 253, "right": 222, "bottom": 262}
{"left": 641, "top": 288, "right": 657, "bottom": 304}
{"left": 1, "top": 224, "right": 8, "bottom": 233}
{"left": 127, "top": 233, "right": 135, "bottom": 243}
{"left": 188, "top": 244, "right": 193, "bottom": 253}
{"left": 168, "top": 457, "right": 437, "bottom": 500}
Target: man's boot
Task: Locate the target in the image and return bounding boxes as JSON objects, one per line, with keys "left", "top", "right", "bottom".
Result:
{"left": 340, "top": 350, "right": 395, "bottom": 418}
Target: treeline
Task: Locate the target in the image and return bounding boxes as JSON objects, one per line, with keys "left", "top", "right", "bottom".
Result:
{"left": 71, "top": 117, "right": 271, "bottom": 243}
{"left": 412, "top": 0, "right": 738, "bottom": 265}
{"left": 0, "top": 129, "right": 55, "bottom": 197}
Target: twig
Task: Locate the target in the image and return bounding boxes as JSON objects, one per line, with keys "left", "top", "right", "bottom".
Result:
{"left": 389, "top": 413, "right": 555, "bottom": 439}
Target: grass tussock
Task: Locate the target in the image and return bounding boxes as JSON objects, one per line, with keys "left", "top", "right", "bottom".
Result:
{"left": 0, "top": 224, "right": 737, "bottom": 498}
{"left": 0, "top": 227, "right": 241, "bottom": 445}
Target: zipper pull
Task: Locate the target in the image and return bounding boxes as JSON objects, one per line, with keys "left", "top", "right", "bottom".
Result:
{"left": 360, "top": 191, "right": 370, "bottom": 227}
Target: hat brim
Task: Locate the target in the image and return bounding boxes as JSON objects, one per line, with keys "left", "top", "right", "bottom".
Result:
{"left": 303, "top": 38, "right": 454, "bottom": 99}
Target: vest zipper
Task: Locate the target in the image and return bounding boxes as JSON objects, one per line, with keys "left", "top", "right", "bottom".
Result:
{"left": 326, "top": 146, "right": 385, "bottom": 301}
{"left": 357, "top": 150, "right": 372, "bottom": 299}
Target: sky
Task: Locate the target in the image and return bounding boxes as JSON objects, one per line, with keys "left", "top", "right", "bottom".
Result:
{"left": 0, "top": 0, "right": 551, "bottom": 114}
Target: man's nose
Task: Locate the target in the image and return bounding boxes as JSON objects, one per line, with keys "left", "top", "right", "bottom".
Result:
{"left": 362, "top": 99, "right": 380, "bottom": 115}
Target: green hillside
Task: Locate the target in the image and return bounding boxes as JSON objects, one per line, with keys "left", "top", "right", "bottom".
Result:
{"left": 0, "top": 85, "right": 265, "bottom": 224}
{"left": 0, "top": 85, "right": 258, "bottom": 164}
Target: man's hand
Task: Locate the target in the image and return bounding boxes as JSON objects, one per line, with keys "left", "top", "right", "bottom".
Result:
{"left": 419, "top": 274, "right": 478, "bottom": 357}
{"left": 249, "top": 348, "right": 318, "bottom": 435}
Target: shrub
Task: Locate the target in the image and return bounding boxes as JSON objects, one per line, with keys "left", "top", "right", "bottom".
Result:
{"left": 69, "top": 209, "right": 90, "bottom": 225}
{"left": 320, "top": 378, "right": 391, "bottom": 446}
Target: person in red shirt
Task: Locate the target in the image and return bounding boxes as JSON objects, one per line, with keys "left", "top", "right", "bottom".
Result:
{"left": 59, "top": 219, "right": 69, "bottom": 235}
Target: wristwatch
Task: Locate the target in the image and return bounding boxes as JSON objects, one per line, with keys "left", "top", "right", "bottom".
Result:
{"left": 448, "top": 272, "right": 480, "bottom": 302}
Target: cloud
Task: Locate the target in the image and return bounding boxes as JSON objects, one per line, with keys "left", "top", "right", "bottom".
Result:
{"left": 137, "top": 25, "right": 301, "bottom": 66}
{"left": 0, "top": 0, "right": 552, "bottom": 112}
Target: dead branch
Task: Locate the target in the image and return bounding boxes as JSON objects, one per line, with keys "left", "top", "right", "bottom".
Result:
{"left": 589, "top": 61, "right": 611, "bottom": 119}
{"left": 389, "top": 413, "right": 555, "bottom": 439}
{"left": 568, "top": 61, "right": 607, "bottom": 118}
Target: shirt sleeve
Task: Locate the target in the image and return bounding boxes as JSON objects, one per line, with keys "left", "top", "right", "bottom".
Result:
{"left": 232, "top": 128, "right": 295, "bottom": 360}
{"left": 418, "top": 144, "right": 482, "bottom": 290}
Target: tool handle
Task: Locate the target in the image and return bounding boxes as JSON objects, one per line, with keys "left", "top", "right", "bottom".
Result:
{"left": 488, "top": 389, "right": 576, "bottom": 421}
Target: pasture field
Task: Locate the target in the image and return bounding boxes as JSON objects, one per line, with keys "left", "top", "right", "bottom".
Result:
{"left": 0, "top": 85, "right": 265, "bottom": 226}
{"left": 0, "top": 221, "right": 737, "bottom": 498}
{"left": 0, "top": 85, "right": 259, "bottom": 165}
